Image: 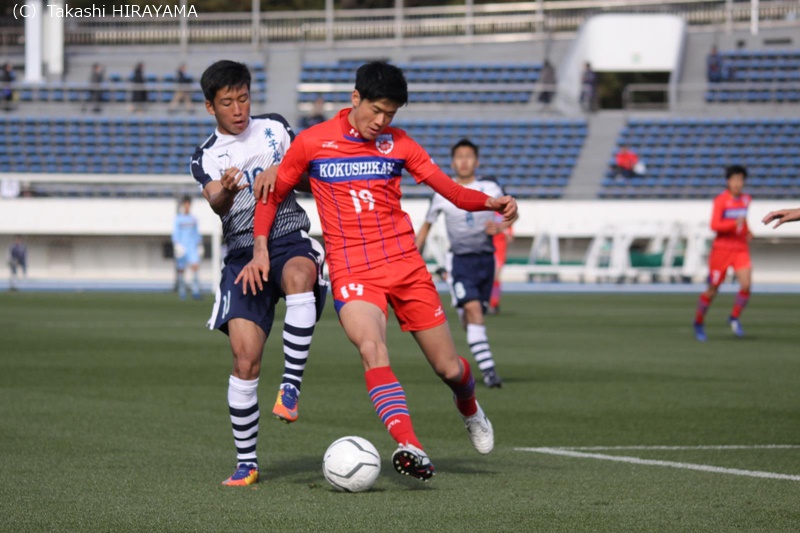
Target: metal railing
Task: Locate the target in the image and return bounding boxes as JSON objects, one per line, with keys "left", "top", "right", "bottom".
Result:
{"left": 1, "top": 1, "right": 798, "bottom": 47}
{"left": 0, "top": 81, "right": 266, "bottom": 105}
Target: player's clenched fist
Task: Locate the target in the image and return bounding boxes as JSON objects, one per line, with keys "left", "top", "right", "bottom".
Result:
{"left": 220, "top": 167, "right": 248, "bottom": 193}
{"left": 485, "top": 195, "right": 518, "bottom": 223}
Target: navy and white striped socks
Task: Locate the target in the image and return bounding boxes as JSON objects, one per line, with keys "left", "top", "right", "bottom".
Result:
{"left": 228, "top": 375, "right": 259, "bottom": 467}
{"left": 281, "top": 292, "right": 317, "bottom": 392}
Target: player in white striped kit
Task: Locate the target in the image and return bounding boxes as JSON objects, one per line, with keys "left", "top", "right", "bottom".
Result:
{"left": 191, "top": 60, "right": 327, "bottom": 485}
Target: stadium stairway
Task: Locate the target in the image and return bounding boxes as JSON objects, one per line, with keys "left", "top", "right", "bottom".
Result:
{"left": 267, "top": 48, "right": 305, "bottom": 125}
{"left": 562, "top": 113, "right": 625, "bottom": 199}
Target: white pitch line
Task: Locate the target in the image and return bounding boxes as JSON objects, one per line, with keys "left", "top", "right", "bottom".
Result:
{"left": 516, "top": 447, "right": 800, "bottom": 482}
{"left": 553, "top": 445, "right": 800, "bottom": 451}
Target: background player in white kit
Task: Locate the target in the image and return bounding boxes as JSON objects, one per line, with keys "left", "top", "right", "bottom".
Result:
{"left": 415, "top": 139, "right": 514, "bottom": 388}
{"left": 191, "top": 60, "right": 326, "bottom": 486}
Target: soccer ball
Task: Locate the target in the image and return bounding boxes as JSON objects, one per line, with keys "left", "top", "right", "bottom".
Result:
{"left": 322, "top": 436, "right": 381, "bottom": 492}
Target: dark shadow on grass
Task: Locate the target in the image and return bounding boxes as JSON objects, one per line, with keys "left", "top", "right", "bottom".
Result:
{"left": 259, "top": 455, "right": 323, "bottom": 483}
{"left": 478, "top": 375, "right": 535, "bottom": 386}
{"left": 258, "top": 455, "right": 439, "bottom": 492}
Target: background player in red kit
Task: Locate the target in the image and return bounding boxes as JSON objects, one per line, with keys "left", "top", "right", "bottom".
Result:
{"left": 489, "top": 214, "right": 513, "bottom": 315}
{"left": 236, "top": 61, "right": 518, "bottom": 481}
{"left": 694, "top": 164, "right": 752, "bottom": 341}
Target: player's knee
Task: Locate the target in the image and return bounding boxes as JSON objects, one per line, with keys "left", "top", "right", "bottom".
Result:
{"left": 232, "top": 358, "right": 261, "bottom": 380}
{"left": 740, "top": 281, "right": 751, "bottom": 292}
{"left": 463, "top": 303, "right": 483, "bottom": 324}
{"left": 231, "top": 349, "right": 262, "bottom": 380}
{"left": 358, "top": 340, "right": 389, "bottom": 369}
{"left": 431, "top": 357, "right": 461, "bottom": 382}
{"left": 282, "top": 263, "right": 316, "bottom": 293}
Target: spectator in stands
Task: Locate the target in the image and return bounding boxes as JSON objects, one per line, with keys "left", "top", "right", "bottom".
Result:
{"left": 579, "top": 62, "right": 597, "bottom": 112}
{"left": 130, "top": 62, "right": 148, "bottom": 114}
{"left": 610, "top": 145, "right": 642, "bottom": 180}
{"left": 7, "top": 236, "right": 27, "bottom": 291}
{"left": 537, "top": 60, "right": 556, "bottom": 107}
{"left": 707, "top": 46, "right": 726, "bottom": 83}
{"left": 299, "top": 96, "right": 327, "bottom": 130}
{"left": 85, "top": 63, "right": 105, "bottom": 113}
{"left": 169, "top": 63, "right": 194, "bottom": 114}
{"left": 763, "top": 208, "right": 800, "bottom": 228}
{"left": 1, "top": 63, "right": 15, "bottom": 112}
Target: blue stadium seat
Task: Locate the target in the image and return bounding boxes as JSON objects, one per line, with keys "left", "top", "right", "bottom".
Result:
{"left": 600, "top": 118, "right": 800, "bottom": 199}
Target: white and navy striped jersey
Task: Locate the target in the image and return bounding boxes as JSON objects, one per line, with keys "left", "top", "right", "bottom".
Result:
{"left": 424, "top": 177, "right": 504, "bottom": 256}
{"left": 191, "top": 114, "right": 311, "bottom": 252}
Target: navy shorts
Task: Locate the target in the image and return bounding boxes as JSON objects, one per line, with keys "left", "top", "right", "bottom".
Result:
{"left": 208, "top": 230, "right": 328, "bottom": 336}
{"left": 448, "top": 252, "right": 495, "bottom": 311}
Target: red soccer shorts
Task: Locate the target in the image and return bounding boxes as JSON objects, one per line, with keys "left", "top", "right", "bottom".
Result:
{"left": 331, "top": 254, "right": 447, "bottom": 332}
{"left": 708, "top": 247, "right": 751, "bottom": 287}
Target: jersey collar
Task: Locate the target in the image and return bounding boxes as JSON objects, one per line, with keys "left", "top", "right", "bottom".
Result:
{"left": 338, "top": 108, "right": 369, "bottom": 143}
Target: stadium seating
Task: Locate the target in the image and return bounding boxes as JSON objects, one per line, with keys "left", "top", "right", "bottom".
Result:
{"left": 396, "top": 119, "right": 587, "bottom": 199}
{"left": 1, "top": 117, "right": 587, "bottom": 199}
{"left": 299, "top": 61, "right": 540, "bottom": 105}
{"left": 0, "top": 116, "right": 212, "bottom": 196}
{"left": 599, "top": 118, "right": 800, "bottom": 199}
{"left": 706, "top": 50, "right": 800, "bottom": 103}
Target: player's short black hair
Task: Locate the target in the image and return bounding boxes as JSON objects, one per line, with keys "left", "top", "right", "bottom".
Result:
{"left": 451, "top": 138, "right": 479, "bottom": 159}
{"left": 725, "top": 164, "right": 748, "bottom": 179}
{"left": 200, "top": 60, "right": 251, "bottom": 103}
{"left": 180, "top": 195, "right": 192, "bottom": 204}
{"left": 354, "top": 61, "right": 408, "bottom": 106}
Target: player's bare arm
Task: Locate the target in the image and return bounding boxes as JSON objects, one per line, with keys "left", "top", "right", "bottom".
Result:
{"left": 234, "top": 235, "right": 270, "bottom": 295}
{"left": 415, "top": 222, "right": 432, "bottom": 252}
{"left": 763, "top": 208, "right": 800, "bottom": 228}
{"left": 203, "top": 167, "right": 247, "bottom": 215}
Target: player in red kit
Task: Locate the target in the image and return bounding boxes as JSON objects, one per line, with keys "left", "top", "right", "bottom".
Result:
{"left": 236, "top": 62, "right": 518, "bottom": 481}
{"left": 694, "top": 165, "right": 752, "bottom": 341}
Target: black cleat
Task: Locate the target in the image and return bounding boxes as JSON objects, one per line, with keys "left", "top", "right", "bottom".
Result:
{"left": 392, "top": 444, "right": 435, "bottom": 481}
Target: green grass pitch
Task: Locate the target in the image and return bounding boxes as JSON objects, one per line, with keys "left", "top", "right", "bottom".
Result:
{"left": 1, "top": 291, "right": 799, "bottom": 532}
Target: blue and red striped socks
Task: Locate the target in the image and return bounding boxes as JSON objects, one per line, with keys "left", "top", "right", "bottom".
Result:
{"left": 365, "top": 366, "right": 422, "bottom": 450}
{"left": 731, "top": 290, "right": 750, "bottom": 319}
{"left": 448, "top": 356, "right": 478, "bottom": 417}
{"left": 695, "top": 294, "right": 712, "bottom": 325}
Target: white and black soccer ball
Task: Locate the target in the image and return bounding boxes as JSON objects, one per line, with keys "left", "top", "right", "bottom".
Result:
{"left": 322, "top": 436, "right": 381, "bottom": 492}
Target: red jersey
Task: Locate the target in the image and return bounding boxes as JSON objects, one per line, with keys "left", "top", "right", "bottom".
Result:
{"left": 255, "top": 109, "right": 492, "bottom": 280}
{"left": 710, "top": 190, "right": 751, "bottom": 252}
{"left": 615, "top": 150, "right": 638, "bottom": 171}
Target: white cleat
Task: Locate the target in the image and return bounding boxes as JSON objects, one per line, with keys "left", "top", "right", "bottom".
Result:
{"left": 462, "top": 403, "right": 494, "bottom": 455}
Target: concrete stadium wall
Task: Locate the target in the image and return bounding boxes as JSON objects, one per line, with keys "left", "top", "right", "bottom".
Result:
{"left": 2, "top": 197, "right": 799, "bottom": 284}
